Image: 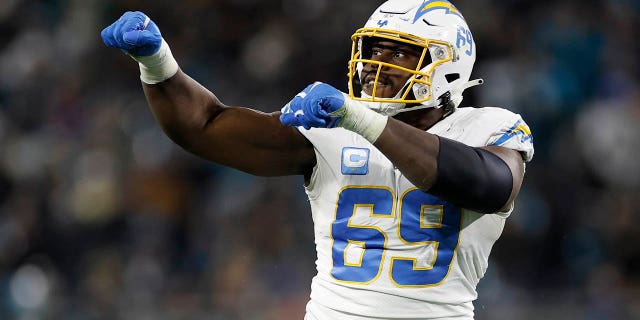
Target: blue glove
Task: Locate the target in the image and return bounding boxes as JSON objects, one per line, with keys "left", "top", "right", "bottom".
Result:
{"left": 280, "top": 82, "right": 346, "bottom": 129}
{"left": 101, "top": 11, "right": 162, "bottom": 57}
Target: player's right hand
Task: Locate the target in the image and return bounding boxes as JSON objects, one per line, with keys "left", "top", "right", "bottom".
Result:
{"left": 280, "top": 82, "right": 347, "bottom": 130}
{"left": 101, "top": 11, "right": 162, "bottom": 57}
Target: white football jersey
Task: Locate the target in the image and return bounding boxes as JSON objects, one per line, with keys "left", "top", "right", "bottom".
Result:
{"left": 298, "top": 107, "right": 534, "bottom": 320}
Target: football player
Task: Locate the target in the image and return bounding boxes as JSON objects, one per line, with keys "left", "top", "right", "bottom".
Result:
{"left": 101, "top": 0, "right": 534, "bottom": 319}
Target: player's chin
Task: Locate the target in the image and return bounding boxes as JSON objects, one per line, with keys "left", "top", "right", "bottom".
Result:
{"left": 362, "top": 84, "right": 398, "bottom": 99}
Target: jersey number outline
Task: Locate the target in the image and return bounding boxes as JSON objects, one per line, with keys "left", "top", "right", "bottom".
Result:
{"left": 330, "top": 186, "right": 462, "bottom": 287}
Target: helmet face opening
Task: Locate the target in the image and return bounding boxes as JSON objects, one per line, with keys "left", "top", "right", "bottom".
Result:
{"left": 348, "top": 27, "right": 456, "bottom": 105}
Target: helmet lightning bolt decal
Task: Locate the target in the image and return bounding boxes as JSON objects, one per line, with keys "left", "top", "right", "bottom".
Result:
{"left": 413, "top": 0, "right": 464, "bottom": 22}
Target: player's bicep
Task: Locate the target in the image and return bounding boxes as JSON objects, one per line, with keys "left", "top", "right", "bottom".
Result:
{"left": 481, "top": 145, "right": 525, "bottom": 212}
{"left": 194, "top": 107, "right": 315, "bottom": 176}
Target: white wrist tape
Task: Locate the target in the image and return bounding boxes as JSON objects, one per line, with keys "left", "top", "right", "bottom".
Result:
{"left": 131, "top": 39, "right": 179, "bottom": 84}
{"left": 331, "top": 96, "right": 388, "bottom": 143}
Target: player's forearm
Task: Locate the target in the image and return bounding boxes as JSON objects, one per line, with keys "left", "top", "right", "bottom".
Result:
{"left": 142, "top": 69, "right": 223, "bottom": 150}
{"left": 373, "top": 118, "right": 440, "bottom": 190}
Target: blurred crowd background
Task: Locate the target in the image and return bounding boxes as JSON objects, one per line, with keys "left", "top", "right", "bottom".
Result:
{"left": 0, "top": 0, "right": 638, "bottom": 319}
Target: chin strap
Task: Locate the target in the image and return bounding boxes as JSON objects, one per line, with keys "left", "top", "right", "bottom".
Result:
{"left": 359, "top": 78, "right": 484, "bottom": 116}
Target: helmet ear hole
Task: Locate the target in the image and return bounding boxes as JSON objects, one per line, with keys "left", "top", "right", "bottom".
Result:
{"left": 445, "top": 73, "right": 460, "bottom": 83}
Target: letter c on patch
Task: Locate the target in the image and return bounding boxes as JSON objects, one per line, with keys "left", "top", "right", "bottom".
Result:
{"left": 341, "top": 147, "right": 370, "bottom": 175}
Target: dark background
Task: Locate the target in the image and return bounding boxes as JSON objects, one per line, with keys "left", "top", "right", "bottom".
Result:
{"left": 0, "top": 0, "right": 638, "bottom": 319}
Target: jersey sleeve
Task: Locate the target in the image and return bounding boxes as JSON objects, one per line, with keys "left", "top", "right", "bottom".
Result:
{"left": 487, "top": 113, "right": 534, "bottom": 162}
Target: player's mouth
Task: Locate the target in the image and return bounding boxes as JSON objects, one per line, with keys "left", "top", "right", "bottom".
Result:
{"left": 362, "top": 75, "right": 395, "bottom": 97}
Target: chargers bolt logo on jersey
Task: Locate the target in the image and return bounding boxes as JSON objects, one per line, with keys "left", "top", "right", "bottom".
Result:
{"left": 493, "top": 119, "right": 533, "bottom": 145}
{"left": 341, "top": 147, "right": 370, "bottom": 175}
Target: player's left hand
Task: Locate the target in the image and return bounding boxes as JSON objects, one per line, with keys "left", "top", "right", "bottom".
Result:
{"left": 280, "top": 82, "right": 346, "bottom": 129}
{"left": 101, "top": 11, "right": 162, "bottom": 57}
